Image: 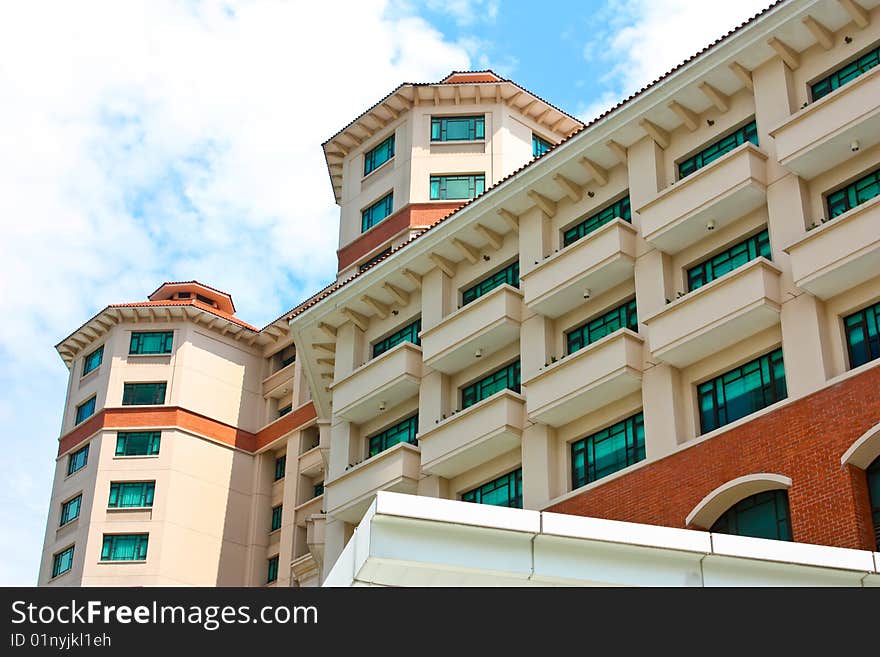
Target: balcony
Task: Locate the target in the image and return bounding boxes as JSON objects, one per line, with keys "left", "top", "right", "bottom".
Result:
{"left": 323, "top": 442, "right": 421, "bottom": 523}
{"left": 637, "top": 143, "right": 768, "bottom": 253}
{"left": 418, "top": 390, "right": 525, "bottom": 478}
{"left": 521, "top": 219, "right": 637, "bottom": 318}
{"left": 771, "top": 67, "right": 880, "bottom": 179}
{"left": 330, "top": 343, "right": 422, "bottom": 424}
{"left": 785, "top": 196, "right": 880, "bottom": 300}
{"left": 524, "top": 330, "right": 644, "bottom": 427}
{"left": 306, "top": 513, "right": 326, "bottom": 564}
{"left": 294, "top": 494, "right": 324, "bottom": 528}
{"left": 421, "top": 285, "right": 523, "bottom": 374}
{"left": 642, "top": 259, "right": 782, "bottom": 368}
{"left": 262, "top": 361, "right": 296, "bottom": 397}
{"left": 298, "top": 445, "right": 324, "bottom": 478}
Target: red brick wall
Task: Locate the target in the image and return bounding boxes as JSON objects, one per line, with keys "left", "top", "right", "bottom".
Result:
{"left": 548, "top": 365, "right": 880, "bottom": 551}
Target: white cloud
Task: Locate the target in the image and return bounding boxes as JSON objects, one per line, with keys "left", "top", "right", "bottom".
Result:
{"left": 422, "top": 0, "right": 500, "bottom": 27}
{"left": 0, "top": 0, "right": 469, "bottom": 585}
{"left": 578, "top": 0, "right": 774, "bottom": 116}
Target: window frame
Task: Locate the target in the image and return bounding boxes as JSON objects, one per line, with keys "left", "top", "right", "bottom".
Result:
{"left": 460, "top": 360, "right": 521, "bottom": 410}
{"left": 571, "top": 412, "right": 645, "bottom": 489}
{"left": 367, "top": 414, "right": 419, "bottom": 458}
{"left": 82, "top": 345, "right": 104, "bottom": 377}
{"left": 108, "top": 481, "right": 155, "bottom": 509}
{"left": 843, "top": 300, "right": 880, "bottom": 370}
{"left": 121, "top": 382, "right": 167, "bottom": 406}
{"left": 115, "top": 431, "right": 161, "bottom": 457}
{"left": 710, "top": 490, "right": 793, "bottom": 541}
{"left": 361, "top": 192, "right": 394, "bottom": 233}
{"left": 270, "top": 504, "right": 283, "bottom": 532}
{"left": 100, "top": 533, "right": 149, "bottom": 562}
{"left": 274, "top": 455, "right": 286, "bottom": 481}
{"left": 867, "top": 456, "right": 880, "bottom": 550}
{"left": 810, "top": 42, "right": 880, "bottom": 102}
{"left": 677, "top": 120, "right": 758, "bottom": 180}
{"left": 532, "top": 133, "right": 553, "bottom": 157}
{"left": 461, "top": 259, "right": 519, "bottom": 306}
{"left": 75, "top": 396, "right": 97, "bottom": 425}
{"left": 358, "top": 246, "right": 392, "bottom": 272}
{"left": 697, "top": 348, "right": 787, "bottom": 434}
{"left": 372, "top": 318, "right": 422, "bottom": 358}
{"left": 685, "top": 228, "right": 772, "bottom": 292}
{"left": 363, "top": 133, "right": 395, "bottom": 177}
{"left": 129, "top": 331, "right": 174, "bottom": 356}
{"left": 430, "top": 115, "right": 485, "bottom": 142}
{"left": 461, "top": 468, "right": 523, "bottom": 509}
{"left": 566, "top": 298, "right": 638, "bottom": 355}
{"left": 824, "top": 166, "right": 880, "bottom": 220}
{"left": 266, "top": 555, "right": 279, "bottom": 583}
{"left": 67, "top": 444, "right": 89, "bottom": 477}
{"left": 59, "top": 494, "right": 82, "bottom": 527}
{"left": 561, "top": 195, "right": 631, "bottom": 248}
{"left": 429, "top": 173, "right": 486, "bottom": 200}
{"left": 51, "top": 545, "right": 75, "bottom": 578}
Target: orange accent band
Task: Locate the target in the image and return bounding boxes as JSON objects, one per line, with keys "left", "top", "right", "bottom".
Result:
{"left": 337, "top": 202, "right": 463, "bottom": 272}
{"left": 57, "top": 402, "right": 317, "bottom": 457}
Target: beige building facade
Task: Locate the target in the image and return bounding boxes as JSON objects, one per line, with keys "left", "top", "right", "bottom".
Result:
{"left": 41, "top": 0, "right": 880, "bottom": 587}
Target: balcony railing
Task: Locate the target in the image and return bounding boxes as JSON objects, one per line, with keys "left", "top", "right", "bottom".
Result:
{"left": 636, "top": 143, "right": 768, "bottom": 253}
{"left": 521, "top": 219, "right": 637, "bottom": 318}
{"left": 323, "top": 442, "right": 420, "bottom": 523}
{"left": 785, "top": 195, "right": 880, "bottom": 300}
{"left": 771, "top": 66, "right": 880, "bottom": 179}
{"left": 330, "top": 343, "right": 422, "bottom": 424}
{"left": 642, "top": 258, "right": 782, "bottom": 368}
{"left": 421, "top": 284, "right": 523, "bottom": 374}
{"left": 418, "top": 390, "right": 526, "bottom": 478}
{"left": 524, "top": 330, "right": 644, "bottom": 427}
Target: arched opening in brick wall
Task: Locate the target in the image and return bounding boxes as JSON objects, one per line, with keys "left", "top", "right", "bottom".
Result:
{"left": 841, "top": 421, "right": 880, "bottom": 550}
{"left": 685, "top": 473, "right": 792, "bottom": 531}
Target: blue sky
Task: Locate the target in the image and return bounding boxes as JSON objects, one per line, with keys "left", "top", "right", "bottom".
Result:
{"left": 0, "top": 0, "right": 772, "bottom": 585}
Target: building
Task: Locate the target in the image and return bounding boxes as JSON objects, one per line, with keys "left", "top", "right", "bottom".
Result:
{"left": 40, "top": 0, "right": 880, "bottom": 587}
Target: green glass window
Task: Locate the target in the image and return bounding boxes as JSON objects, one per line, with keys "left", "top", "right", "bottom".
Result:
{"left": 101, "top": 534, "right": 148, "bottom": 561}
{"left": 372, "top": 319, "right": 421, "bottom": 358}
{"left": 361, "top": 193, "right": 394, "bottom": 232}
{"left": 281, "top": 353, "right": 296, "bottom": 368}
{"left": 678, "top": 121, "right": 758, "bottom": 179}
{"left": 267, "top": 555, "right": 279, "bottom": 583}
{"left": 687, "top": 229, "right": 771, "bottom": 291}
{"left": 532, "top": 133, "right": 553, "bottom": 157}
{"left": 431, "top": 115, "right": 485, "bottom": 142}
{"left": 115, "top": 431, "right": 161, "bottom": 457}
{"left": 711, "top": 490, "right": 792, "bottom": 541}
{"left": 698, "top": 348, "right": 787, "bottom": 434}
{"left": 52, "top": 546, "right": 74, "bottom": 578}
{"left": 75, "top": 396, "right": 96, "bottom": 424}
{"left": 826, "top": 167, "right": 880, "bottom": 219}
{"left": 562, "top": 196, "right": 631, "bottom": 247}
{"left": 122, "top": 382, "right": 166, "bottom": 406}
{"left": 67, "top": 445, "right": 89, "bottom": 476}
{"left": 364, "top": 134, "right": 395, "bottom": 176}
{"left": 271, "top": 505, "right": 282, "bottom": 532}
{"left": 368, "top": 415, "right": 419, "bottom": 458}
{"left": 571, "top": 412, "right": 645, "bottom": 489}
{"left": 82, "top": 345, "right": 103, "bottom": 376}
{"left": 567, "top": 299, "right": 637, "bottom": 355}
{"left": 811, "top": 43, "right": 880, "bottom": 101}
{"left": 60, "top": 495, "right": 82, "bottom": 526}
{"left": 844, "top": 301, "right": 880, "bottom": 369}
{"left": 108, "top": 482, "right": 155, "bottom": 508}
{"left": 274, "top": 455, "right": 286, "bottom": 481}
{"left": 358, "top": 247, "right": 392, "bottom": 272}
{"left": 129, "top": 331, "right": 173, "bottom": 355}
{"left": 429, "top": 174, "right": 485, "bottom": 200}
{"left": 868, "top": 457, "right": 880, "bottom": 550}
{"left": 314, "top": 482, "right": 324, "bottom": 497}
{"left": 278, "top": 404, "right": 292, "bottom": 417}
{"left": 461, "top": 260, "right": 519, "bottom": 306}
{"left": 462, "top": 469, "right": 522, "bottom": 508}
{"left": 461, "top": 361, "right": 520, "bottom": 410}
